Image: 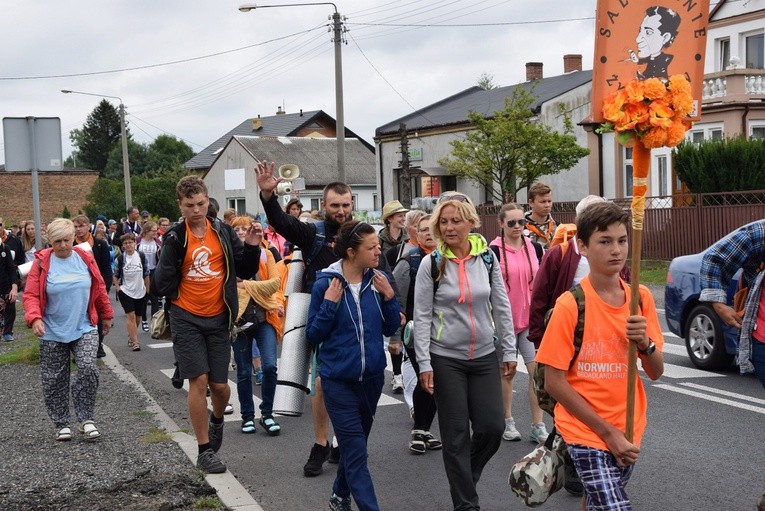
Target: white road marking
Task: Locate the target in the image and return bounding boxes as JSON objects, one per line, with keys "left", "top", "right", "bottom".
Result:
{"left": 148, "top": 342, "right": 173, "bottom": 349}
{"left": 654, "top": 384, "right": 765, "bottom": 414}
{"left": 679, "top": 382, "right": 765, "bottom": 406}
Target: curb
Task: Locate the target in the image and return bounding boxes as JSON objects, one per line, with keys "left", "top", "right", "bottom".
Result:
{"left": 101, "top": 346, "right": 264, "bottom": 511}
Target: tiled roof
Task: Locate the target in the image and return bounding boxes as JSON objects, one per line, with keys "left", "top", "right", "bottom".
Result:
{"left": 186, "top": 110, "right": 369, "bottom": 170}
{"left": 214, "top": 136, "right": 376, "bottom": 187}
{"left": 375, "top": 70, "right": 593, "bottom": 136}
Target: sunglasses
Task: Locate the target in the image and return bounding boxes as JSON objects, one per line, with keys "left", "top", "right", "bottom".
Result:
{"left": 438, "top": 192, "right": 471, "bottom": 204}
{"left": 506, "top": 219, "right": 528, "bottom": 228}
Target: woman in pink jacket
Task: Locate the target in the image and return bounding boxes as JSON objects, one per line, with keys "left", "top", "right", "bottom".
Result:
{"left": 489, "top": 203, "right": 549, "bottom": 445}
{"left": 23, "top": 218, "right": 114, "bottom": 442}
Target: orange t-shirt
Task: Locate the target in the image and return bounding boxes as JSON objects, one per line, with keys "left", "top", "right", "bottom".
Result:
{"left": 535, "top": 276, "right": 663, "bottom": 451}
{"left": 173, "top": 220, "right": 227, "bottom": 317}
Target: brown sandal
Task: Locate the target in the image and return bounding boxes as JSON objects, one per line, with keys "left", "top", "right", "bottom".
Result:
{"left": 128, "top": 340, "right": 141, "bottom": 351}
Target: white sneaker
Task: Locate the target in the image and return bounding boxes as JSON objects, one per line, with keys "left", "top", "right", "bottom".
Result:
{"left": 530, "top": 422, "right": 549, "bottom": 444}
{"left": 503, "top": 418, "right": 521, "bottom": 441}
{"left": 391, "top": 374, "right": 403, "bottom": 394}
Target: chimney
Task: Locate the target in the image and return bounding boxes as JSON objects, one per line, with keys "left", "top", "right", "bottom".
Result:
{"left": 251, "top": 114, "right": 262, "bottom": 131}
{"left": 276, "top": 106, "right": 285, "bottom": 115}
{"left": 525, "top": 62, "right": 543, "bottom": 81}
{"left": 563, "top": 54, "right": 583, "bottom": 73}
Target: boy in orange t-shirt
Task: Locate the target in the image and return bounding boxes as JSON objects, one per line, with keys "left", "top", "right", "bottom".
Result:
{"left": 536, "top": 202, "right": 664, "bottom": 510}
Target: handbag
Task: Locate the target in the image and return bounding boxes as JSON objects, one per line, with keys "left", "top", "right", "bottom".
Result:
{"left": 508, "top": 427, "right": 569, "bottom": 507}
{"left": 150, "top": 308, "right": 171, "bottom": 340}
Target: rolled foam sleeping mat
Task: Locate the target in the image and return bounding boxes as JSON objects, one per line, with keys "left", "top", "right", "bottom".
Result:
{"left": 283, "top": 249, "right": 303, "bottom": 297}
{"left": 272, "top": 292, "right": 313, "bottom": 416}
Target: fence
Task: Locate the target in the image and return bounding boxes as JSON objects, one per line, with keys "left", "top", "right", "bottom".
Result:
{"left": 477, "top": 190, "right": 765, "bottom": 260}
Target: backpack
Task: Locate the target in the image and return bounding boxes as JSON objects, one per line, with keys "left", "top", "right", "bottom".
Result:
{"left": 549, "top": 223, "right": 577, "bottom": 261}
{"left": 430, "top": 248, "right": 494, "bottom": 296}
{"left": 533, "top": 284, "right": 585, "bottom": 416}
{"left": 533, "top": 284, "right": 643, "bottom": 416}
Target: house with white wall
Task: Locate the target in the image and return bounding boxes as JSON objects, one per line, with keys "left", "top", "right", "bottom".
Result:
{"left": 374, "top": 56, "right": 593, "bottom": 207}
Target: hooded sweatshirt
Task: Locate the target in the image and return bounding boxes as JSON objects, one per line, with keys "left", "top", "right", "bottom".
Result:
{"left": 306, "top": 260, "right": 401, "bottom": 381}
{"left": 413, "top": 233, "right": 516, "bottom": 373}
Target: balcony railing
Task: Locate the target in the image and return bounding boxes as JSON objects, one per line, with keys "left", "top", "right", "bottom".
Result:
{"left": 702, "top": 68, "right": 765, "bottom": 101}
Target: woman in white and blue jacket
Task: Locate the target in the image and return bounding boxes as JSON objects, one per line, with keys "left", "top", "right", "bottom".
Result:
{"left": 306, "top": 221, "right": 401, "bottom": 511}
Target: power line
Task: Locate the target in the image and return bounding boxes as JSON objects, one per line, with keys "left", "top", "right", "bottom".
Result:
{"left": 0, "top": 27, "right": 322, "bottom": 81}
{"left": 348, "top": 16, "right": 595, "bottom": 27}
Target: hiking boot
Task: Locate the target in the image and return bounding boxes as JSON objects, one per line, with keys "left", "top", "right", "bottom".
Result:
{"left": 530, "top": 422, "right": 549, "bottom": 444}
{"left": 196, "top": 449, "right": 226, "bottom": 474}
{"left": 408, "top": 430, "right": 426, "bottom": 454}
{"left": 96, "top": 345, "right": 107, "bottom": 358}
{"left": 503, "top": 418, "right": 521, "bottom": 441}
{"left": 391, "top": 374, "right": 403, "bottom": 394}
{"left": 208, "top": 420, "right": 224, "bottom": 453}
{"left": 303, "top": 442, "right": 330, "bottom": 477}
{"left": 329, "top": 493, "right": 352, "bottom": 511}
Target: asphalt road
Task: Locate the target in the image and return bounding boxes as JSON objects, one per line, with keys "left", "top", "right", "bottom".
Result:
{"left": 105, "top": 288, "right": 764, "bottom": 511}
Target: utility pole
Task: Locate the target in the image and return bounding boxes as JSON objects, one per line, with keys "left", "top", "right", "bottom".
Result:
{"left": 398, "top": 122, "right": 412, "bottom": 207}
{"left": 331, "top": 10, "right": 346, "bottom": 183}
{"left": 118, "top": 102, "right": 132, "bottom": 210}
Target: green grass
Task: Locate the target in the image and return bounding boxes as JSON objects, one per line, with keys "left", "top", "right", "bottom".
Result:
{"left": 132, "top": 410, "right": 155, "bottom": 418}
{"left": 635, "top": 259, "right": 670, "bottom": 286}
{"left": 138, "top": 426, "right": 172, "bottom": 444}
{"left": 0, "top": 337, "right": 39, "bottom": 365}
{"left": 193, "top": 496, "right": 223, "bottom": 509}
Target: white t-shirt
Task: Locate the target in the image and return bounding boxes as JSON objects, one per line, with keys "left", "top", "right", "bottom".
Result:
{"left": 138, "top": 239, "right": 159, "bottom": 271}
{"left": 120, "top": 251, "right": 146, "bottom": 299}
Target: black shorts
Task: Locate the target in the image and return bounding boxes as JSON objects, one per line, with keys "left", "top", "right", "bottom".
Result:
{"left": 169, "top": 303, "right": 231, "bottom": 383}
{"left": 118, "top": 290, "right": 147, "bottom": 315}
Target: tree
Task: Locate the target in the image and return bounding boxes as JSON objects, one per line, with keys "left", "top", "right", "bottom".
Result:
{"left": 438, "top": 86, "right": 589, "bottom": 203}
{"left": 75, "top": 100, "right": 126, "bottom": 173}
{"left": 674, "top": 136, "right": 765, "bottom": 193}
{"left": 104, "top": 139, "right": 148, "bottom": 179}
{"left": 145, "top": 135, "right": 196, "bottom": 176}
{"left": 84, "top": 169, "right": 185, "bottom": 222}
{"left": 477, "top": 72, "right": 498, "bottom": 90}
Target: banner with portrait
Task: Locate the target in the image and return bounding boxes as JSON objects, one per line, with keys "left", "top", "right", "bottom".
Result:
{"left": 590, "top": 0, "right": 710, "bottom": 122}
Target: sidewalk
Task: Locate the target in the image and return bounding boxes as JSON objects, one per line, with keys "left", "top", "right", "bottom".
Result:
{"left": 0, "top": 334, "right": 262, "bottom": 511}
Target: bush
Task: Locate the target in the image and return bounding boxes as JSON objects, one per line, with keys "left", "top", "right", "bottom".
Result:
{"left": 674, "top": 136, "right": 765, "bottom": 193}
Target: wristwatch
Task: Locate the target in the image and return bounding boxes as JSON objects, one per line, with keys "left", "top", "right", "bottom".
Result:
{"left": 638, "top": 340, "right": 656, "bottom": 356}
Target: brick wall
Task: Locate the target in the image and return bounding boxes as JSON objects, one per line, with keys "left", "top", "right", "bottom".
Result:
{"left": 0, "top": 170, "right": 99, "bottom": 225}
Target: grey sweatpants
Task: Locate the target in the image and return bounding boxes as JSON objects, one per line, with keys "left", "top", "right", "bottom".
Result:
{"left": 39, "top": 331, "right": 99, "bottom": 428}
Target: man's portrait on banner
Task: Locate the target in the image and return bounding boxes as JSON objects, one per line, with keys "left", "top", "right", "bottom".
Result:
{"left": 591, "top": 0, "right": 709, "bottom": 122}
{"left": 632, "top": 6, "right": 682, "bottom": 80}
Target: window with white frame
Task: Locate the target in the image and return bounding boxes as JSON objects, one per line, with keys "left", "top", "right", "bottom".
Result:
{"left": 227, "top": 198, "right": 246, "bottom": 214}
{"left": 751, "top": 123, "right": 765, "bottom": 140}
{"left": 686, "top": 123, "right": 724, "bottom": 143}
{"left": 719, "top": 38, "right": 731, "bottom": 71}
{"left": 657, "top": 155, "right": 668, "bottom": 196}
{"left": 624, "top": 147, "right": 633, "bottom": 198}
{"left": 746, "top": 33, "right": 764, "bottom": 69}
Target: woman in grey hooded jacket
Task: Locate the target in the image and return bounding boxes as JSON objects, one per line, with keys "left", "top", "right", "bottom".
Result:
{"left": 413, "top": 194, "right": 517, "bottom": 511}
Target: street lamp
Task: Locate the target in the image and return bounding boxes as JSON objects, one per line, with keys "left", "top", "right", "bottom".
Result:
{"left": 61, "top": 89, "right": 132, "bottom": 210}
{"left": 239, "top": 2, "right": 346, "bottom": 182}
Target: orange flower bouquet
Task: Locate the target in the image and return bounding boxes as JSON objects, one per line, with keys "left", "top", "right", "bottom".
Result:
{"left": 599, "top": 75, "right": 694, "bottom": 149}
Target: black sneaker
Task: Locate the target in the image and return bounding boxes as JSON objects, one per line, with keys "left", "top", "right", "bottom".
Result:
{"left": 196, "top": 449, "right": 226, "bottom": 474}
{"left": 328, "top": 444, "right": 340, "bottom": 464}
{"left": 208, "top": 420, "right": 224, "bottom": 453}
{"left": 329, "top": 493, "right": 352, "bottom": 511}
{"left": 303, "top": 442, "right": 330, "bottom": 477}
{"left": 96, "top": 346, "right": 107, "bottom": 358}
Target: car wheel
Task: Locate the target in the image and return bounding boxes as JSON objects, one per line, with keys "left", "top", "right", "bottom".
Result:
{"left": 684, "top": 304, "right": 734, "bottom": 371}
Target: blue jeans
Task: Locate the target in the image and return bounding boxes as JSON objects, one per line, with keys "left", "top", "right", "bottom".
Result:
{"left": 232, "top": 323, "right": 278, "bottom": 419}
{"left": 752, "top": 339, "right": 765, "bottom": 390}
{"left": 323, "top": 374, "right": 384, "bottom": 511}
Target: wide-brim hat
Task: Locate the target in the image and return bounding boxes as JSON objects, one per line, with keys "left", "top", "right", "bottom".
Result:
{"left": 382, "top": 200, "right": 408, "bottom": 222}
